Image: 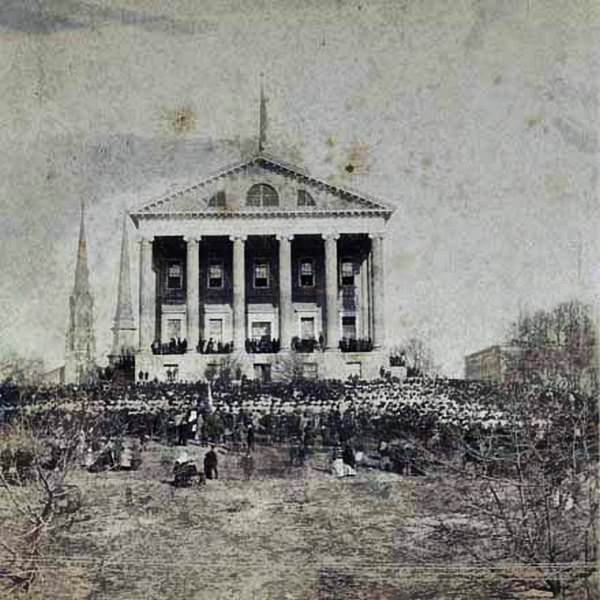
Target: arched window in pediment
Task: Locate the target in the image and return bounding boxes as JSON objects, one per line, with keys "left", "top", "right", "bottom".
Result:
{"left": 208, "top": 190, "right": 226, "bottom": 208}
{"left": 297, "top": 189, "right": 316, "bottom": 207}
{"left": 247, "top": 183, "right": 279, "bottom": 207}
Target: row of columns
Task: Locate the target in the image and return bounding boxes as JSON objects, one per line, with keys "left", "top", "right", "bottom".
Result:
{"left": 138, "top": 233, "right": 386, "bottom": 352}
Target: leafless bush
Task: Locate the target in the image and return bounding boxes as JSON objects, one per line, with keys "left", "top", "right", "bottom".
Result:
{"left": 422, "top": 385, "right": 598, "bottom": 598}
{"left": 0, "top": 419, "right": 85, "bottom": 594}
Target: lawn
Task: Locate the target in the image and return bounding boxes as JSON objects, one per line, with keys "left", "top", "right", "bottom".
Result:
{"left": 2, "top": 442, "right": 585, "bottom": 599}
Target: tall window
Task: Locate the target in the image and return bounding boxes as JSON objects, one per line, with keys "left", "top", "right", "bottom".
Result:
{"left": 166, "top": 261, "right": 183, "bottom": 289}
{"left": 167, "top": 319, "right": 182, "bottom": 339}
{"left": 341, "top": 260, "right": 356, "bottom": 287}
{"left": 342, "top": 316, "right": 357, "bottom": 339}
{"left": 252, "top": 321, "right": 271, "bottom": 341}
{"left": 208, "top": 261, "right": 224, "bottom": 289}
{"left": 208, "top": 190, "right": 226, "bottom": 208}
{"left": 254, "top": 259, "right": 270, "bottom": 288}
{"left": 300, "top": 317, "right": 315, "bottom": 340}
{"left": 247, "top": 183, "right": 279, "bottom": 207}
{"left": 299, "top": 258, "right": 315, "bottom": 287}
{"left": 297, "top": 190, "right": 316, "bottom": 207}
{"left": 208, "top": 318, "right": 223, "bottom": 343}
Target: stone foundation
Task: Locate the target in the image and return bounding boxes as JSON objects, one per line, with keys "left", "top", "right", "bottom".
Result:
{"left": 134, "top": 349, "right": 391, "bottom": 382}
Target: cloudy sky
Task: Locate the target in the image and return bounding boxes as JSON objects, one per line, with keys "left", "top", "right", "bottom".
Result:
{"left": 0, "top": 0, "right": 597, "bottom": 375}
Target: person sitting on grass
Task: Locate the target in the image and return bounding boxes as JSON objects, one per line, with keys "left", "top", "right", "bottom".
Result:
{"left": 173, "top": 451, "right": 199, "bottom": 487}
{"left": 331, "top": 444, "right": 345, "bottom": 478}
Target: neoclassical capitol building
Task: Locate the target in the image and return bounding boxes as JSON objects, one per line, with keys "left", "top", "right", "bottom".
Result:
{"left": 109, "top": 150, "right": 395, "bottom": 382}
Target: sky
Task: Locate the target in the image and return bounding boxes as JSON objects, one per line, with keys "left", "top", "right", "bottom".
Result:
{"left": 0, "top": 0, "right": 598, "bottom": 376}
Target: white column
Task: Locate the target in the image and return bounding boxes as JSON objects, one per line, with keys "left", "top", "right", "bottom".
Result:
{"left": 370, "top": 233, "right": 386, "bottom": 350}
{"left": 231, "top": 235, "right": 247, "bottom": 351}
{"left": 277, "top": 234, "right": 294, "bottom": 350}
{"left": 185, "top": 236, "right": 200, "bottom": 351}
{"left": 323, "top": 233, "right": 340, "bottom": 351}
{"left": 367, "top": 250, "right": 374, "bottom": 343}
{"left": 138, "top": 237, "right": 156, "bottom": 350}
{"left": 360, "top": 254, "right": 369, "bottom": 339}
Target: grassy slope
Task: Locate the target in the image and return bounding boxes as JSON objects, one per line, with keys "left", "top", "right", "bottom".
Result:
{"left": 0, "top": 443, "right": 576, "bottom": 599}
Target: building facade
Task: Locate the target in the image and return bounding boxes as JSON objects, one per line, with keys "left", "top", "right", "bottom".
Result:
{"left": 129, "top": 153, "right": 395, "bottom": 382}
{"left": 464, "top": 344, "right": 520, "bottom": 384}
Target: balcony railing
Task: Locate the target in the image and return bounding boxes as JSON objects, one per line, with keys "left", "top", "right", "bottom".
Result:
{"left": 291, "top": 338, "right": 322, "bottom": 353}
{"left": 245, "top": 338, "right": 280, "bottom": 354}
{"left": 339, "top": 338, "right": 373, "bottom": 352}
{"left": 197, "top": 340, "right": 233, "bottom": 354}
{"left": 151, "top": 339, "right": 188, "bottom": 355}
{"left": 151, "top": 339, "right": 234, "bottom": 354}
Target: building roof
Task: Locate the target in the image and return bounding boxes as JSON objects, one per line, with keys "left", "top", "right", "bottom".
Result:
{"left": 130, "top": 153, "right": 396, "bottom": 224}
{"left": 465, "top": 344, "right": 521, "bottom": 360}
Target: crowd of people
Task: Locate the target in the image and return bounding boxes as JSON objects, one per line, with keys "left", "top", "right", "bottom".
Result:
{"left": 150, "top": 338, "right": 236, "bottom": 355}
{"left": 0, "top": 377, "right": 509, "bottom": 453}
{"left": 148, "top": 335, "right": 378, "bottom": 356}
{"left": 151, "top": 337, "right": 188, "bottom": 355}
{"left": 2, "top": 373, "right": 589, "bottom": 482}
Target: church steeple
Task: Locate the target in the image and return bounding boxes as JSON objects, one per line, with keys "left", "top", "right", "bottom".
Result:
{"left": 114, "top": 215, "right": 134, "bottom": 327}
{"left": 110, "top": 214, "right": 136, "bottom": 357}
{"left": 73, "top": 200, "right": 90, "bottom": 296}
{"left": 64, "top": 201, "right": 96, "bottom": 384}
{"left": 258, "top": 72, "right": 267, "bottom": 153}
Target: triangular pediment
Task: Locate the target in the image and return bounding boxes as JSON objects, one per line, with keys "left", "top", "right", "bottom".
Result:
{"left": 131, "top": 154, "right": 395, "bottom": 220}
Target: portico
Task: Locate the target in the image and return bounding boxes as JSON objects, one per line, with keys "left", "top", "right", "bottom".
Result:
{"left": 130, "top": 154, "right": 394, "bottom": 381}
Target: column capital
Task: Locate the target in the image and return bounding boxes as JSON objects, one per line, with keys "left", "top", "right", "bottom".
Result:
{"left": 137, "top": 235, "right": 154, "bottom": 244}
{"left": 183, "top": 235, "right": 201, "bottom": 243}
{"left": 229, "top": 234, "right": 247, "bottom": 242}
{"left": 368, "top": 232, "right": 385, "bottom": 241}
{"left": 276, "top": 234, "right": 294, "bottom": 242}
{"left": 321, "top": 233, "right": 340, "bottom": 241}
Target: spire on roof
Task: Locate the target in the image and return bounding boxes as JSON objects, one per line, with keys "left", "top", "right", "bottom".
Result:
{"left": 258, "top": 72, "right": 267, "bottom": 153}
{"left": 113, "top": 214, "right": 134, "bottom": 329}
{"left": 73, "top": 200, "right": 90, "bottom": 296}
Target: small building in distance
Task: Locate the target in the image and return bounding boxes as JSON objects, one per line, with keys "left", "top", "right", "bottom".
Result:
{"left": 464, "top": 345, "right": 520, "bottom": 384}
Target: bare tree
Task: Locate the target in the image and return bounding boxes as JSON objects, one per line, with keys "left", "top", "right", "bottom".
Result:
{"left": 506, "top": 300, "right": 597, "bottom": 394}
{"left": 0, "top": 418, "right": 85, "bottom": 595}
{"left": 272, "top": 352, "right": 304, "bottom": 383}
{"left": 420, "top": 384, "right": 598, "bottom": 598}
{"left": 215, "top": 354, "right": 242, "bottom": 386}
{"left": 392, "top": 337, "right": 437, "bottom": 376}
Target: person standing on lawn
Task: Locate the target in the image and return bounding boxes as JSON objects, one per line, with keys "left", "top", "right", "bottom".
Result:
{"left": 204, "top": 445, "right": 218, "bottom": 480}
